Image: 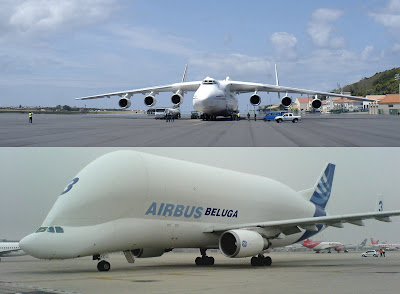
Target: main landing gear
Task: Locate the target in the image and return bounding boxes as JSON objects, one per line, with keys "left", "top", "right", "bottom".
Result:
{"left": 94, "top": 254, "right": 111, "bottom": 272}
{"left": 195, "top": 248, "right": 215, "bottom": 266}
{"left": 251, "top": 254, "right": 272, "bottom": 266}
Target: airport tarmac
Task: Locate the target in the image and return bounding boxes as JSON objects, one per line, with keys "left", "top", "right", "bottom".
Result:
{"left": 1, "top": 252, "right": 399, "bottom": 294}
{"left": 1, "top": 113, "right": 400, "bottom": 147}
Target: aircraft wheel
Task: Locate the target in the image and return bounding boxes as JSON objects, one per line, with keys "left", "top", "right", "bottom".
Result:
{"left": 207, "top": 256, "right": 215, "bottom": 265}
{"left": 195, "top": 256, "right": 214, "bottom": 266}
{"left": 97, "top": 260, "right": 111, "bottom": 272}
{"left": 251, "top": 256, "right": 264, "bottom": 266}
{"left": 263, "top": 256, "right": 272, "bottom": 266}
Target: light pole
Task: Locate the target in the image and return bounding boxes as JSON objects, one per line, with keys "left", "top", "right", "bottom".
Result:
{"left": 395, "top": 73, "right": 400, "bottom": 95}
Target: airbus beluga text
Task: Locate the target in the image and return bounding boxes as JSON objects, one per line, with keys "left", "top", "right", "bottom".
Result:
{"left": 20, "top": 151, "right": 400, "bottom": 271}
{"left": 75, "top": 65, "right": 375, "bottom": 120}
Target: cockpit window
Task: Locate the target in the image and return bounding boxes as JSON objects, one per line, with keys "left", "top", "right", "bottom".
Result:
{"left": 35, "top": 227, "right": 48, "bottom": 233}
{"left": 47, "top": 227, "right": 55, "bottom": 233}
{"left": 55, "top": 226, "right": 64, "bottom": 233}
{"left": 202, "top": 79, "right": 216, "bottom": 85}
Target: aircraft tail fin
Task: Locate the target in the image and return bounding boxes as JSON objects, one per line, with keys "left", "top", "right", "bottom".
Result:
{"left": 370, "top": 238, "right": 378, "bottom": 245}
{"left": 181, "top": 64, "right": 188, "bottom": 83}
{"left": 275, "top": 64, "right": 281, "bottom": 99}
{"left": 360, "top": 239, "right": 367, "bottom": 247}
{"left": 309, "top": 163, "right": 336, "bottom": 210}
{"left": 275, "top": 64, "right": 279, "bottom": 86}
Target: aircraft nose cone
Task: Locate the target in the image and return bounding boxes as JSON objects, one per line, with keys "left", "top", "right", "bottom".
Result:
{"left": 19, "top": 233, "right": 37, "bottom": 257}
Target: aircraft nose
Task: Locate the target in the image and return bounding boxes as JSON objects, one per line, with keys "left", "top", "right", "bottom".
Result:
{"left": 19, "top": 233, "right": 45, "bottom": 258}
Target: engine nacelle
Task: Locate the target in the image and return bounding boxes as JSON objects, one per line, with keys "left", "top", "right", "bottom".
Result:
{"left": 250, "top": 94, "right": 261, "bottom": 106}
{"left": 131, "top": 248, "right": 165, "bottom": 258}
{"left": 171, "top": 93, "right": 184, "bottom": 107}
{"left": 219, "top": 229, "right": 268, "bottom": 258}
{"left": 281, "top": 95, "right": 292, "bottom": 107}
{"left": 118, "top": 98, "right": 131, "bottom": 109}
{"left": 144, "top": 95, "right": 157, "bottom": 107}
{"left": 311, "top": 99, "right": 322, "bottom": 109}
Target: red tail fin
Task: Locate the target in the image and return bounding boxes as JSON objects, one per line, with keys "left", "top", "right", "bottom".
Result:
{"left": 370, "top": 238, "right": 377, "bottom": 245}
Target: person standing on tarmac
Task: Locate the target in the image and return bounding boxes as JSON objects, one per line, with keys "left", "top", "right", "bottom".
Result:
{"left": 237, "top": 112, "right": 240, "bottom": 121}
{"left": 382, "top": 248, "right": 386, "bottom": 257}
{"left": 254, "top": 113, "right": 257, "bottom": 121}
{"left": 28, "top": 112, "right": 33, "bottom": 123}
{"left": 247, "top": 112, "right": 250, "bottom": 121}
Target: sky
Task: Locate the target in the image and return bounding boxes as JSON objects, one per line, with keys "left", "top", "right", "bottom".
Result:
{"left": 1, "top": 147, "right": 400, "bottom": 245}
{"left": 1, "top": 0, "right": 400, "bottom": 112}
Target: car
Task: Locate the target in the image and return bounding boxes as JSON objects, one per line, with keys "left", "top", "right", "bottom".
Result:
{"left": 191, "top": 111, "right": 199, "bottom": 119}
{"left": 263, "top": 111, "right": 286, "bottom": 121}
{"left": 361, "top": 250, "right": 378, "bottom": 257}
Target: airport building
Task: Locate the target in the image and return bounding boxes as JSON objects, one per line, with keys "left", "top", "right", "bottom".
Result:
{"left": 376, "top": 94, "right": 400, "bottom": 115}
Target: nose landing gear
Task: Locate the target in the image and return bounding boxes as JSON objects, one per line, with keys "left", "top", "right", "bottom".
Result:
{"left": 94, "top": 254, "right": 111, "bottom": 271}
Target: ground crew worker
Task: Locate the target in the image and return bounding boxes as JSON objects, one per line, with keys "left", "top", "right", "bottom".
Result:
{"left": 247, "top": 112, "right": 250, "bottom": 121}
{"left": 254, "top": 113, "right": 257, "bottom": 121}
{"left": 382, "top": 248, "right": 386, "bottom": 257}
{"left": 28, "top": 112, "right": 33, "bottom": 123}
{"left": 237, "top": 112, "right": 240, "bottom": 121}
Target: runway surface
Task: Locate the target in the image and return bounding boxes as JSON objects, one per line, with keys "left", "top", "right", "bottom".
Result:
{"left": 1, "top": 252, "right": 399, "bottom": 294}
{"left": 1, "top": 113, "right": 400, "bottom": 146}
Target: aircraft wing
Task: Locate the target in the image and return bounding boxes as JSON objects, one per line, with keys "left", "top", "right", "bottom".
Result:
{"left": 75, "top": 81, "right": 202, "bottom": 100}
{"left": 204, "top": 210, "right": 400, "bottom": 234}
{"left": 227, "top": 81, "right": 376, "bottom": 102}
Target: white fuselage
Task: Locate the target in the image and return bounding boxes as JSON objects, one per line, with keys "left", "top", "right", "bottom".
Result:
{"left": 0, "top": 242, "right": 26, "bottom": 257}
{"left": 192, "top": 79, "right": 238, "bottom": 116}
{"left": 20, "top": 151, "right": 322, "bottom": 260}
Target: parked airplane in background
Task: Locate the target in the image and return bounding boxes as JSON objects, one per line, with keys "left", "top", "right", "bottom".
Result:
{"left": 370, "top": 238, "right": 400, "bottom": 251}
{"left": 342, "top": 239, "right": 368, "bottom": 251}
{"left": 20, "top": 151, "right": 400, "bottom": 271}
{"left": 302, "top": 239, "right": 343, "bottom": 253}
{"left": 76, "top": 65, "right": 375, "bottom": 120}
{"left": 0, "top": 242, "right": 26, "bottom": 260}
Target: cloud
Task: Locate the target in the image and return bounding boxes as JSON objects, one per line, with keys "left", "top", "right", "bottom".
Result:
{"left": 393, "top": 43, "right": 400, "bottom": 52}
{"left": 113, "top": 26, "right": 197, "bottom": 57}
{"left": 307, "top": 8, "right": 345, "bottom": 48}
{"left": 369, "top": 0, "right": 400, "bottom": 30}
{"left": 188, "top": 53, "right": 272, "bottom": 80}
{"left": 0, "top": 0, "right": 118, "bottom": 38}
{"left": 270, "top": 32, "right": 298, "bottom": 59}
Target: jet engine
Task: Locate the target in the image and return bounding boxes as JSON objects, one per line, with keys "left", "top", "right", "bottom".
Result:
{"left": 311, "top": 98, "right": 322, "bottom": 109}
{"left": 118, "top": 98, "right": 131, "bottom": 109}
{"left": 250, "top": 94, "right": 261, "bottom": 106}
{"left": 171, "top": 93, "right": 184, "bottom": 107}
{"left": 219, "top": 229, "right": 268, "bottom": 258}
{"left": 281, "top": 95, "right": 292, "bottom": 107}
{"left": 131, "top": 248, "right": 166, "bottom": 258}
{"left": 144, "top": 95, "right": 157, "bottom": 107}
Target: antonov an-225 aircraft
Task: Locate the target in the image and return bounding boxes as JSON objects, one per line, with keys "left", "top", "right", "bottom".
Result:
{"left": 20, "top": 151, "right": 400, "bottom": 271}
{"left": 76, "top": 65, "right": 374, "bottom": 120}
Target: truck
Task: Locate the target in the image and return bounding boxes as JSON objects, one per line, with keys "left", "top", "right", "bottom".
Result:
{"left": 275, "top": 113, "right": 301, "bottom": 123}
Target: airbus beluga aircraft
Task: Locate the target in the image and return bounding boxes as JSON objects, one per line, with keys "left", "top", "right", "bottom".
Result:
{"left": 76, "top": 65, "right": 375, "bottom": 120}
{"left": 20, "top": 151, "right": 400, "bottom": 271}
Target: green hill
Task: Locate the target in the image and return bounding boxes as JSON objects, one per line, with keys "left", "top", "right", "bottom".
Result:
{"left": 338, "top": 67, "right": 400, "bottom": 96}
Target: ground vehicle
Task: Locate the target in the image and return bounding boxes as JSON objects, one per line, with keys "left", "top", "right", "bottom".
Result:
{"left": 263, "top": 111, "right": 286, "bottom": 121}
{"left": 361, "top": 250, "right": 378, "bottom": 257}
{"left": 275, "top": 113, "right": 301, "bottom": 123}
{"left": 191, "top": 111, "right": 199, "bottom": 119}
{"left": 155, "top": 108, "right": 180, "bottom": 119}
